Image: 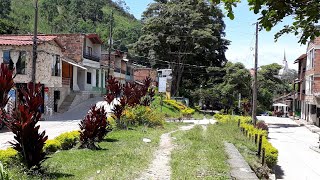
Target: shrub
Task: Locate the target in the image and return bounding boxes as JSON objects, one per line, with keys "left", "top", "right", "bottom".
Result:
{"left": 0, "top": 161, "right": 9, "bottom": 180}
{"left": 105, "top": 76, "right": 155, "bottom": 129}
{"left": 122, "top": 105, "right": 165, "bottom": 127}
{"left": 7, "top": 83, "right": 48, "bottom": 169}
{"left": 56, "top": 131, "right": 80, "bottom": 150}
{"left": 43, "top": 140, "right": 61, "bottom": 154}
{"left": 256, "top": 121, "right": 269, "bottom": 132}
{"left": 262, "top": 136, "right": 278, "bottom": 167}
{"left": 216, "top": 114, "right": 278, "bottom": 168}
{"left": 163, "top": 100, "right": 195, "bottom": 117}
{"left": 79, "top": 105, "right": 111, "bottom": 149}
{"left": 0, "top": 148, "right": 17, "bottom": 164}
{"left": 0, "top": 63, "right": 14, "bottom": 122}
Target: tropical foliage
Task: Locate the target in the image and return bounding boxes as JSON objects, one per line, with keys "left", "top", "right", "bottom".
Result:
{"left": 6, "top": 83, "right": 48, "bottom": 169}
{"left": 0, "top": 0, "right": 141, "bottom": 50}
{"left": 79, "top": 105, "right": 111, "bottom": 149}
{"left": 214, "top": 0, "right": 320, "bottom": 44}
{"left": 134, "top": 0, "right": 229, "bottom": 96}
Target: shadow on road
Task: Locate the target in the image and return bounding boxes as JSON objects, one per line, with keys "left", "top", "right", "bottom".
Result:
{"left": 274, "top": 165, "right": 285, "bottom": 179}
{"left": 0, "top": 126, "right": 10, "bottom": 133}
{"left": 268, "top": 124, "right": 300, "bottom": 128}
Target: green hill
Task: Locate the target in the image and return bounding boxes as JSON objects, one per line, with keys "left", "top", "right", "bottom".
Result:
{"left": 1, "top": 0, "right": 141, "bottom": 50}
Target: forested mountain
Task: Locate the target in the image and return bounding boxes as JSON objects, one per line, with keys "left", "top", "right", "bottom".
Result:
{"left": 0, "top": 0, "right": 141, "bottom": 50}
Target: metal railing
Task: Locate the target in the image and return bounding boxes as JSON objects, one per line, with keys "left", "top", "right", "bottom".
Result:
{"left": 83, "top": 53, "right": 100, "bottom": 62}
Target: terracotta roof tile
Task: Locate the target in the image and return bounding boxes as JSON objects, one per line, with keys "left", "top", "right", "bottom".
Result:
{"left": 0, "top": 35, "right": 58, "bottom": 46}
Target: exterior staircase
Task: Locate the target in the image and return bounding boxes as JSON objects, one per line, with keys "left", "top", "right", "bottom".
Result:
{"left": 58, "top": 93, "right": 76, "bottom": 113}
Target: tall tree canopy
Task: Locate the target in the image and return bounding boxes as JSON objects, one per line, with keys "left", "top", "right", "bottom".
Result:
{"left": 213, "top": 0, "right": 320, "bottom": 44}
{"left": 192, "top": 62, "right": 252, "bottom": 112}
{"left": 134, "top": 0, "right": 229, "bottom": 96}
{"left": 0, "top": 0, "right": 17, "bottom": 34}
{"left": 0, "top": 0, "right": 141, "bottom": 50}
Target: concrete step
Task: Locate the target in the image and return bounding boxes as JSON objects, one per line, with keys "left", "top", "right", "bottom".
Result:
{"left": 58, "top": 93, "right": 77, "bottom": 113}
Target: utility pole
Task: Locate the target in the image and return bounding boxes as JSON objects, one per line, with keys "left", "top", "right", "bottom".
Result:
{"left": 32, "top": 0, "right": 39, "bottom": 83}
{"left": 252, "top": 23, "right": 258, "bottom": 125}
{"left": 107, "top": 10, "right": 114, "bottom": 83}
{"left": 292, "top": 80, "right": 296, "bottom": 119}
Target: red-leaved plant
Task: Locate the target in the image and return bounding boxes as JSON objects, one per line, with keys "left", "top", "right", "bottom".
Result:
{"left": 104, "top": 76, "right": 155, "bottom": 129}
{"left": 7, "top": 82, "right": 48, "bottom": 169}
{"left": 0, "top": 63, "right": 14, "bottom": 128}
{"left": 79, "top": 105, "right": 111, "bottom": 149}
{"left": 255, "top": 121, "right": 269, "bottom": 132}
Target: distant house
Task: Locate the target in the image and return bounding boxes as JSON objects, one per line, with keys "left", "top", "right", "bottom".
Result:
{"left": 0, "top": 35, "right": 65, "bottom": 113}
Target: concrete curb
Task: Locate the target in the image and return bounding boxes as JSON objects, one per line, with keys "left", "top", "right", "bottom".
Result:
{"left": 224, "top": 142, "right": 259, "bottom": 180}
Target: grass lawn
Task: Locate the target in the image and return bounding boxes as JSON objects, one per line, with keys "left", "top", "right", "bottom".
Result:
{"left": 171, "top": 120, "right": 262, "bottom": 180}
{"left": 6, "top": 123, "right": 184, "bottom": 180}
{"left": 152, "top": 96, "right": 182, "bottom": 119}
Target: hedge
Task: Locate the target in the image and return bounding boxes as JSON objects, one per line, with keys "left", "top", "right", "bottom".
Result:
{"left": 0, "top": 148, "right": 17, "bottom": 164}
{"left": 214, "top": 114, "right": 278, "bottom": 168}
{"left": 163, "top": 100, "right": 195, "bottom": 115}
{"left": 55, "top": 131, "right": 80, "bottom": 150}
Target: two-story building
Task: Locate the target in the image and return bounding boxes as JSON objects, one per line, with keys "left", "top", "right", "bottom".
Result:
{"left": 295, "top": 37, "right": 320, "bottom": 126}
{"left": 0, "top": 33, "right": 108, "bottom": 115}
{"left": 0, "top": 35, "right": 65, "bottom": 113}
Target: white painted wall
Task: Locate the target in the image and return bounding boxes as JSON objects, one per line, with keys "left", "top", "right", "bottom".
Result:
{"left": 73, "top": 66, "right": 80, "bottom": 91}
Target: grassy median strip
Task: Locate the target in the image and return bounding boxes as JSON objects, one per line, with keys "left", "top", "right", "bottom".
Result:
{"left": 171, "top": 125, "right": 230, "bottom": 179}
{"left": 6, "top": 123, "right": 183, "bottom": 180}
{"left": 171, "top": 121, "right": 262, "bottom": 180}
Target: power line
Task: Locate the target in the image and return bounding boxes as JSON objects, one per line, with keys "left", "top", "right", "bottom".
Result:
{"left": 131, "top": 54, "right": 208, "bottom": 68}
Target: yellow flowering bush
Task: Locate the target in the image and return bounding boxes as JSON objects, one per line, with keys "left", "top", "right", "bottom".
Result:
{"left": 163, "top": 100, "right": 195, "bottom": 117}
{"left": 215, "top": 114, "right": 278, "bottom": 168}
{"left": 43, "top": 139, "right": 61, "bottom": 154}
{"left": 122, "top": 105, "right": 165, "bottom": 127}
{"left": 0, "top": 148, "right": 17, "bottom": 164}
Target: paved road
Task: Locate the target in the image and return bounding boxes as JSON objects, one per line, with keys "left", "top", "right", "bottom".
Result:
{"left": 0, "top": 97, "right": 112, "bottom": 150}
{"left": 258, "top": 116, "right": 320, "bottom": 180}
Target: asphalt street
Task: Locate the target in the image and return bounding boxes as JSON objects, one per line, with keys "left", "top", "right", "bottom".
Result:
{"left": 258, "top": 116, "right": 320, "bottom": 180}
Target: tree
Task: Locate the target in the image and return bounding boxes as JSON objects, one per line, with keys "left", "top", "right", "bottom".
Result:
{"left": 0, "top": 0, "right": 17, "bottom": 34}
{"left": 192, "top": 62, "right": 251, "bottom": 113}
{"left": 257, "top": 63, "right": 287, "bottom": 112}
{"left": 134, "top": 0, "right": 229, "bottom": 96}
{"left": 213, "top": 0, "right": 320, "bottom": 44}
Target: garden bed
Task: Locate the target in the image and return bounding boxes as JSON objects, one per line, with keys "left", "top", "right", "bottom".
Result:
{"left": 4, "top": 123, "right": 183, "bottom": 179}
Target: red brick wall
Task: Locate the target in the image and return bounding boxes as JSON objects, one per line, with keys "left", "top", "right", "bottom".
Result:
{"left": 121, "top": 61, "right": 126, "bottom": 72}
{"left": 133, "top": 68, "right": 157, "bottom": 85}
{"left": 101, "top": 54, "right": 115, "bottom": 68}
{"left": 56, "top": 34, "right": 84, "bottom": 63}
{"left": 314, "top": 77, "right": 320, "bottom": 93}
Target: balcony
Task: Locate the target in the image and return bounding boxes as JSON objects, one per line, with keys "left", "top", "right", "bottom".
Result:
{"left": 114, "top": 68, "right": 126, "bottom": 75}
{"left": 83, "top": 53, "right": 100, "bottom": 62}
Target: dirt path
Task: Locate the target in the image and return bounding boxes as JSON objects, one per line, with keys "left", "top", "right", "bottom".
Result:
{"left": 136, "top": 125, "right": 195, "bottom": 180}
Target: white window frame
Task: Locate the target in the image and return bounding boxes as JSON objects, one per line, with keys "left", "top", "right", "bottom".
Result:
{"left": 307, "top": 48, "right": 315, "bottom": 70}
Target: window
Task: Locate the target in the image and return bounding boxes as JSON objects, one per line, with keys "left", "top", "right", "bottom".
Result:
{"left": 305, "top": 75, "right": 314, "bottom": 95}
{"left": 52, "top": 55, "right": 61, "bottom": 76}
{"left": 96, "top": 70, "right": 99, "bottom": 87}
{"left": 87, "top": 72, "right": 92, "bottom": 84}
{"left": 3, "top": 50, "right": 14, "bottom": 70}
{"left": 307, "top": 48, "right": 315, "bottom": 69}
{"left": 16, "top": 51, "right": 26, "bottom": 74}
{"left": 87, "top": 47, "right": 92, "bottom": 56}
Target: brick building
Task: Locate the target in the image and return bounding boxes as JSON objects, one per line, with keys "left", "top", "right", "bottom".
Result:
{"left": 295, "top": 37, "right": 320, "bottom": 126}
{"left": 0, "top": 33, "right": 107, "bottom": 115}
{"left": 0, "top": 35, "right": 65, "bottom": 113}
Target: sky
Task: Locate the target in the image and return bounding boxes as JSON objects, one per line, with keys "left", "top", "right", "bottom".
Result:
{"left": 123, "top": 0, "right": 306, "bottom": 70}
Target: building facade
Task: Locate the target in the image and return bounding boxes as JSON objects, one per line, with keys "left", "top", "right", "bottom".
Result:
{"left": 295, "top": 37, "right": 320, "bottom": 126}
{"left": 0, "top": 35, "right": 65, "bottom": 113}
